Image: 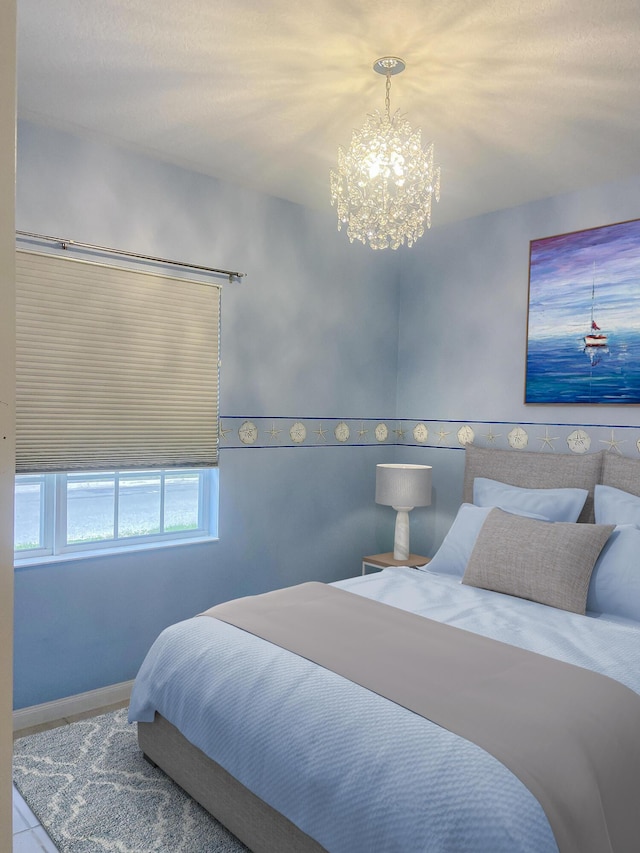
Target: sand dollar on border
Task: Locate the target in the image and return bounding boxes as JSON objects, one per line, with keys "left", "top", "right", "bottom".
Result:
{"left": 567, "top": 428, "right": 591, "bottom": 454}
{"left": 508, "top": 426, "right": 529, "bottom": 449}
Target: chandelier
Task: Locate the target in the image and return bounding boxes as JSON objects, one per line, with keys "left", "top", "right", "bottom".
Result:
{"left": 330, "top": 57, "right": 441, "bottom": 250}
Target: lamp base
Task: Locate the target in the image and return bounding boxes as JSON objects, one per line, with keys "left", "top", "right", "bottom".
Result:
{"left": 393, "top": 507, "right": 413, "bottom": 561}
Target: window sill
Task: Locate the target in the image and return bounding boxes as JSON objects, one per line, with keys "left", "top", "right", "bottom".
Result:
{"left": 14, "top": 534, "right": 219, "bottom": 569}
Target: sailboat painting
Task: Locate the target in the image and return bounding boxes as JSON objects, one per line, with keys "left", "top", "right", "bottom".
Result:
{"left": 525, "top": 217, "right": 640, "bottom": 404}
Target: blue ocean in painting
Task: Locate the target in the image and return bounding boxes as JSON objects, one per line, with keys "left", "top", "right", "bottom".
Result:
{"left": 526, "top": 331, "right": 640, "bottom": 404}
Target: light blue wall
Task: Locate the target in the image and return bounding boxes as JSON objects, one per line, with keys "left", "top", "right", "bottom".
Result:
{"left": 14, "top": 446, "right": 391, "bottom": 706}
{"left": 396, "top": 176, "right": 640, "bottom": 558}
{"left": 14, "top": 120, "right": 640, "bottom": 708}
{"left": 14, "top": 121, "right": 400, "bottom": 708}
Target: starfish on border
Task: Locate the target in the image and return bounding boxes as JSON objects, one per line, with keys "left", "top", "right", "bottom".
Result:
{"left": 218, "top": 423, "right": 232, "bottom": 441}
{"left": 537, "top": 427, "right": 559, "bottom": 450}
{"left": 266, "top": 422, "right": 282, "bottom": 441}
{"left": 314, "top": 424, "right": 328, "bottom": 441}
{"left": 599, "top": 429, "right": 625, "bottom": 454}
{"left": 484, "top": 426, "right": 501, "bottom": 443}
{"left": 394, "top": 424, "right": 406, "bottom": 441}
{"left": 437, "top": 427, "right": 451, "bottom": 444}
{"left": 358, "top": 421, "right": 369, "bottom": 439}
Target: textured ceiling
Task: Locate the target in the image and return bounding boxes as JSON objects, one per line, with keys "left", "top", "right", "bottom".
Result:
{"left": 16, "top": 0, "right": 640, "bottom": 226}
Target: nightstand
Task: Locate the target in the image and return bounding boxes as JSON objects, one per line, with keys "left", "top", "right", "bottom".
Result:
{"left": 362, "top": 552, "right": 430, "bottom": 575}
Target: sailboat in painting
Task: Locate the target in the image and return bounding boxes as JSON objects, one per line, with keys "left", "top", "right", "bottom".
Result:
{"left": 585, "top": 320, "right": 607, "bottom": 347}
{"left": 584, "top": 262, "right": 608, "bottom": 348}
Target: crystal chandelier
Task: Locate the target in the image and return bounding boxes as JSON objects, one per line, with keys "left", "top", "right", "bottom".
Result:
{"left": 330, "top": 57, "right": 441, "bottom": 250}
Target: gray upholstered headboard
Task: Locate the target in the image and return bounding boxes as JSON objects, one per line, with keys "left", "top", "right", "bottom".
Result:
{"left": 601, "top": 454, "right": 640, "bottom": 498}
{"left": 462, "top": 445, "right": 604, "bottom": 523}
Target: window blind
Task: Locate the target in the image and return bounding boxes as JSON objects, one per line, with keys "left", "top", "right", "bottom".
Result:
{"left": 15, "top": 250, "right": 220, "bottom": 473}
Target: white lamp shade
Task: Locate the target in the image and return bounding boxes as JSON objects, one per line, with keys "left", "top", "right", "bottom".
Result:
{"left": 375, "top": 463, "right": 432, "bottom": 509}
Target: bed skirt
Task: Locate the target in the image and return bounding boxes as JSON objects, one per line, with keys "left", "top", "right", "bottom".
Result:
{"left": 137, "top": 713, "right": 327, "bottom": 853}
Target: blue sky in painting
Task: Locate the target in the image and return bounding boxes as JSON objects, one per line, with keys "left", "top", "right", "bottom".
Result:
{"left": 528, "top": 219, "right": 640, "bottom": 339}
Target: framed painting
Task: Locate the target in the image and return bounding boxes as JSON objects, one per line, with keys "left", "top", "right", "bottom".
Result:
{"left": 525, "top": 217, "right": 640, "bottom": 404}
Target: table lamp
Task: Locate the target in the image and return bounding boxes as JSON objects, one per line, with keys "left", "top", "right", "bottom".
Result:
{"left": 375, "top": 463, "right": 432, "bottom": 561}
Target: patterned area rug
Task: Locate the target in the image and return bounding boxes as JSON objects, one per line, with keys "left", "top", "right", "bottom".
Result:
{"left": 13, "top": 708, "right": 249, "bottom": 853}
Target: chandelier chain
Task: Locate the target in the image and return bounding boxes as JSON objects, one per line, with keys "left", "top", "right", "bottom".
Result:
{"left": 385, "top": 73, "right": 391, "bottom": 119}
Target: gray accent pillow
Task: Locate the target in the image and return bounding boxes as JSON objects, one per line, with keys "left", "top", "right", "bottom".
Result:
{"left": 601, "top": 454, "right": 640, "bottom": 498}
{"left": 462, "top": 508, "right": 615, "bottom": 614}
{"left": 462, "top": 445, "right": 603, "bottom": 523}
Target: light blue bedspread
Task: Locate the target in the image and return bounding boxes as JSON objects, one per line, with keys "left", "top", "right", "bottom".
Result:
{"left": 129, "top": 568, "right": 640, "bottom": 853}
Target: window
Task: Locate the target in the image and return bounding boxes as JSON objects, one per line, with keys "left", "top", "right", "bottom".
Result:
{"left": 14, "top": 249, "right": 222, "bottom": 564}
{"left": 14, "top": 468, "right": 218, "bottom": 562}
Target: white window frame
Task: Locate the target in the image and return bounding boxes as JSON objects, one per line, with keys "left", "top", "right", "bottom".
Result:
{"left": 14, "top": 467, "right": 218, "bottom": 565}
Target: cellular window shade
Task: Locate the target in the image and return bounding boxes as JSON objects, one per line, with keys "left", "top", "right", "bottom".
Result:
{"left": 15, "top": 250, "right": 221, "bottom": 473}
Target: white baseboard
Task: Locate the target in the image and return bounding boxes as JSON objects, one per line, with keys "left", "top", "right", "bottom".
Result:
{"left": 13, "top": 680, "right": 134, "bottom": 732}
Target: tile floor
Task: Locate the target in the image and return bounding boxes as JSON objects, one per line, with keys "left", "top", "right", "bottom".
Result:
{"left": 12, "top": 786, "right": 58, "bottom": 853}
{"left": 12, "top": 700, "right": 129, "bottom": 852}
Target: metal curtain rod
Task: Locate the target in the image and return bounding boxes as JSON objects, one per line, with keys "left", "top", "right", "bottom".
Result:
{"left": 16, "top": 230, "right": 246, "bottom": 283}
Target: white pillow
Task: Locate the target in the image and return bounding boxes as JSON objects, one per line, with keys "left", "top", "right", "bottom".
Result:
{"left": 473, "top": 477, "right": 588, "bottom": 523}
{"left": 587, "top": 524, "right": 640, "bottom": 621}
{"left": 594, "top": 484, "right": 640, "bottom": 526}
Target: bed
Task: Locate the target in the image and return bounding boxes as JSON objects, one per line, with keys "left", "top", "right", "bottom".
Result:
{"left": 128, "top": 445, "right": 640, "bottom": 853}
